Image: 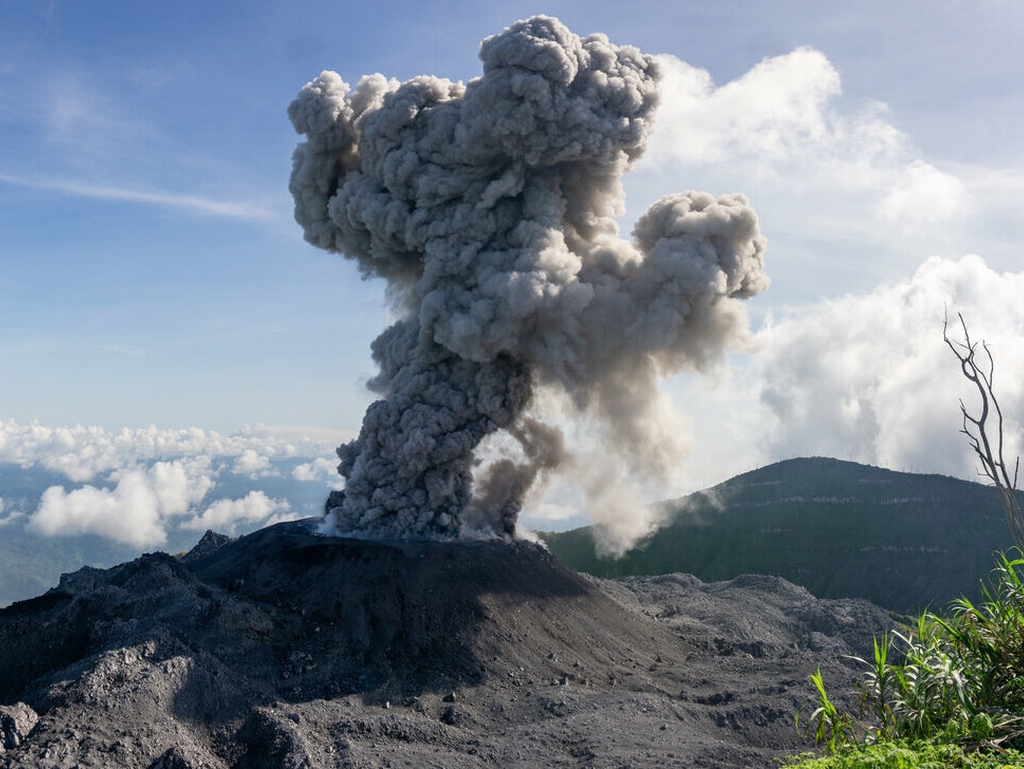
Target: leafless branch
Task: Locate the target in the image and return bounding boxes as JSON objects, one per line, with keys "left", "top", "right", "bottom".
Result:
{"left": 944, "top": 310, "right": 1023, "bottom": 550}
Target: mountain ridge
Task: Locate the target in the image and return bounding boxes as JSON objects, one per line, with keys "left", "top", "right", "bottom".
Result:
{"left": 542, "top": 456, "right": 1014, "bottom": 614}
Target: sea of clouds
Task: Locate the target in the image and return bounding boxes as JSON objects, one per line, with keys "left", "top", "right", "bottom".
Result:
{"left": 0, "top": 422, "right": 345, "bottom": 548}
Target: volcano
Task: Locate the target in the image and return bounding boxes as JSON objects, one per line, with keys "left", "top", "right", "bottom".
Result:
{"left": 0, "top": 520, "right": 889, "bottom": 768}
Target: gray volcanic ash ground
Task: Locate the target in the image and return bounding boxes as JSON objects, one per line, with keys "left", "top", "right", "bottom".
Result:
{"left": 0, "top": 520, "right": 890, "bottom": 768}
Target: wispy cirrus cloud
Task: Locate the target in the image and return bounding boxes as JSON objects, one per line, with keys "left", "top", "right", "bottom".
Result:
{"left": 96, "top": 344, "right": 146, "bottom": 356}
{"left": 0, "top": 171, "right": 274, "bottom": 221}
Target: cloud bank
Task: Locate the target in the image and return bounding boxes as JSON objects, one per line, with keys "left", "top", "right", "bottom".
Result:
{"left": 182, "top": 491, "right": 294, "bottom": 535}
{"left": 756, "top": 255, "right": 1024, "bottom": 478}
{"left": 29, "top": 459, "right": 217, "bottom": 547}
{"left": 0, "top": 421, "right": 339, "bottom": 483}
{"left": 0, "top": 421, "right": 343, "bottom": 548}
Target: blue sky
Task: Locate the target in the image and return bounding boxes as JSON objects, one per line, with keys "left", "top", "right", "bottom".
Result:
{"left": 2, "top": 1, "right": 1024, "bottom": 541}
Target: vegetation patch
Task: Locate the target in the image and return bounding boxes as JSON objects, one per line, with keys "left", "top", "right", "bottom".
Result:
{"left": 784, "top": 740, "right": 1024, "bottom": 769}
{"left": 790, "top": 552, "right": 1024, "bottom": 768}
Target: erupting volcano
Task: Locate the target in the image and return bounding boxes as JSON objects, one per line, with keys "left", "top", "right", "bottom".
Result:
{"left": 288, "top": 15, "right": 768, "bottom": 540}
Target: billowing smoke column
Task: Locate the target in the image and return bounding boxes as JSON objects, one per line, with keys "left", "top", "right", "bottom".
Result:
{"left": 289, "top": 16, "right": 768, "bottom": 540}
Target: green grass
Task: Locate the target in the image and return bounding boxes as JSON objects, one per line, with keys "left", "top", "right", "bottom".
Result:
{"left": 783, "top": 741, "right": 1024, "bottom": 768}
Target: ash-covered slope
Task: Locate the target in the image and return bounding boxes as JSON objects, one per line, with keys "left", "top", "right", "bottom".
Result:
{"left": 0, "top": 519, "right": 890, "bottom": 768}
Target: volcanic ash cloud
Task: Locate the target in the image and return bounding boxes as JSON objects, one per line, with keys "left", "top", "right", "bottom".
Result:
{"left": 288, "top": 15, "right": 768, "bottom": 541}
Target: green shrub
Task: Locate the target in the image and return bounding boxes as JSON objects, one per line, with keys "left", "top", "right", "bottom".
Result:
{"left": 794, "top": 552, "right": 1024, "bottom": 764}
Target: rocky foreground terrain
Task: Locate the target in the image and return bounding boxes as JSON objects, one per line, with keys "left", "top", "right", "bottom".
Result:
{"left": 0, "top": 520, "right": 892, "bottom": 768}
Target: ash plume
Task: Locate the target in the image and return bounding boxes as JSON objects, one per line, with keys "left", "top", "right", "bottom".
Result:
{"left": 288, "top": 16, "right": 768, "bottom": 540}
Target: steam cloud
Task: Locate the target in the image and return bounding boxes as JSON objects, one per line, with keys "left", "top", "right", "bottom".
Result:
{"left": 289, "top": 16, "right": 768, "bottom": 539}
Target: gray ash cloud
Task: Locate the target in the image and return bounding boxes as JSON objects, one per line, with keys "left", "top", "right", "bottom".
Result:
{"left": 288, "top": 15, "right": 768, "bottom": 540}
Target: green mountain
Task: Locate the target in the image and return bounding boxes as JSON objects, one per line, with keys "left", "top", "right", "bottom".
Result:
{"left": 541, "top": 457, "right": 1017, "bottom": 615}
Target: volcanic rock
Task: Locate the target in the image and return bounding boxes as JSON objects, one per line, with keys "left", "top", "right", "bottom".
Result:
{"left": 0, "top": 519, "right": 891, "bottom": 768}
{"left": 0, "top": 704, "right": 37, "bottom": 753}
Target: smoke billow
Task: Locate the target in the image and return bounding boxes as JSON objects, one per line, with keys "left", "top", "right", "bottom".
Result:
{"left": 288, "top": 16, "right": 768, "bottom": 540}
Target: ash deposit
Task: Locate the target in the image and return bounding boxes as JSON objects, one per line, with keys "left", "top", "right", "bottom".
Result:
{"left": 0, "top": 519, "right": 890, "bottom": 768}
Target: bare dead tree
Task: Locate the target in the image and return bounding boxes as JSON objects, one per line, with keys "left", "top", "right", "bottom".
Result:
{"left": 944, "top": 310, "right": 1023, "bottom": 550}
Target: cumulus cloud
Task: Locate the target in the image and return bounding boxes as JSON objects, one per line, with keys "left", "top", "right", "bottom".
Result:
{"left": 231, "top": 449, "right": 276, "bottom": 479}
{"left": 27, "top": 458, "right": 215, "bottom": 547}
{"left": 878, "top": 160, "right": 971, "bottom": 226}
{"left": 2, "top": 423, "right": 344, "bottom": 547}
{"left": 640, "top": 48, "right": 971, "bottom": 239}
{"left": 183, "top": 491, "right": 294, "bottom": 534}
{"left": 756, "top": 255, "right": 1024, "bottom": 478}
{"left": 587, "top": 254, "right": 1024, "bottom": 504}
{"left": 292, "top": 457, "right": 343, "bottom": 486}
{"left": 648, "top": 48, "right": 845, "bottom": 167}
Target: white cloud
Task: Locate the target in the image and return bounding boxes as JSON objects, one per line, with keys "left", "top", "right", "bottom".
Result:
{"left": 0, "top": 421, "right": 342, "bottom": 483}
{"left": 644, "top": 47, "right": 914, "bottom": 179}
{"left": 0, "top": 421, "right": 350, "bottom": 546}
{"left": 0, "top": 63, "right": 274, "bottom": 221}
{"left": 635, "top": 47, "right": 972, "bottom": 271}
{"left": 755, "top": 254, "right": 1024, "bottom": 478}
{"left": 96, "top": 343, "right": 147, "bottom": 356}
{"left": 648, "top": 48, "right": 846, "bottom": 167}
{"left": 0, "top": 512, "right": 26, "bottom": 527}
{"left": 27, "top": 458, "right": 215, "bottom": 548}
{"left": 37, "top": 69, "right": 148, "bottom": 164}
{"left": 183, "top": 491, "right": 293, "bottom": 534}
{"left": 291, "top": 456, "right": 342, "bottom": 486}
{"left": 0, "top": 171, "right": 274, "bottom": 221}
{"left": 627, "top": 254, "right": 1024, "bottom": 503}
{"left": 231, "top": 449, "right": 275, "bottom": 479}
{"left": 878, "top": 161, "right": 971, "bottom": 226}
{"left": 0, "top": 497, "right": 28, "bottom": 527}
